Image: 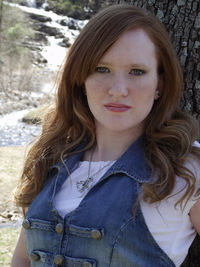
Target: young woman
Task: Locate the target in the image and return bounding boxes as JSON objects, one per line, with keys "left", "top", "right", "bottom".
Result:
{"left": 12, "top": 5, "right": 200, "bottom": 267}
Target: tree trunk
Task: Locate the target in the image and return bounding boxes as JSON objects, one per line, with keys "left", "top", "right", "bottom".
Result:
{"left": 116, "top": 0, "right": 200, "bottom": 122}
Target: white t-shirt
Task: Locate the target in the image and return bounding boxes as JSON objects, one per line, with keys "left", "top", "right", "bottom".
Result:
{"left": 54, "top": 160, "right": 115, "bottom": 215}
{"left": 54, "top": 143, "right": 200, "bottom": 267}
{"left": 140, "top": 155, "right": 200, "bottom": 266}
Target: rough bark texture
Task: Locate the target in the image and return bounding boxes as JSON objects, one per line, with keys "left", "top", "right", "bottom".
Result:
{"left": 113, "top": 1, "right": 200, "bottom": 266}
{"left": 116, "top": 0, "right": 200, "bottom": 122}
{"left": 180, "top": 234, "right": 200, "bottom": 267}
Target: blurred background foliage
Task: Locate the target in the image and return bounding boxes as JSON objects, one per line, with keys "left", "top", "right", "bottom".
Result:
{"left": 8, "top": 0, "right": 114, "bottom": 19}
{"left": 0, "top": 2, "right": 36, "bottom": 97}
{"left": 0, "top": 0, "right": 112, "bottom": 94}
{"left": 0, "top": 3, "right": 34, "bottom": 57}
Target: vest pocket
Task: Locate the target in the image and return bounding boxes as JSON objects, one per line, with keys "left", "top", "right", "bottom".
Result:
{"left": 22, "top": 218, "right": 55, "bottom": 232}
{"left": 29, "top": 249, "right": 97, "bottom": 267}
{"left": 68, "top": 224, "right": 104, "bottom": 240}
{"left": 29, "top": 249, "right": 52, "bottom": 266}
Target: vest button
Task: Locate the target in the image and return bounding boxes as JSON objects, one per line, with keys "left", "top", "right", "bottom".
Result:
{"left": 83, "top": 261, "right": 93, "bottom": 267}
{"left": 30, "top": 252, "right": 40, "bottom": 261}
{"left": 91, "top": 229, "right": 102, "bottom": 240}
{"left": 54, "top": 255, "right": 64, "bottom": 265}
{"left": 22, "top": 219, "right": 31, "bottom": 229}
{"left": 55, "top": 223, "right": 63, "bottom": 234}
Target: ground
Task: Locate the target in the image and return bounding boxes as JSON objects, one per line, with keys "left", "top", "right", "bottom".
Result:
{"left": 0, "top": 227, "right": 20, "bottom": 266}
{"left": 0, "top": 146, "right": 25, "bottom": 266}
{"left": 0, "top": 146, "right": 25, "bottom": 223}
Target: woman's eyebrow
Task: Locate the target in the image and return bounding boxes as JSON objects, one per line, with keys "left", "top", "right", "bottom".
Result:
{"left": 98, "top": 61, "right": 149, "bottom": 69}
{"left": 97, "top": 61, "right": 112, "bottom": 67}
{"left": 130, "top": 63, "right": 149, "bottom": 68}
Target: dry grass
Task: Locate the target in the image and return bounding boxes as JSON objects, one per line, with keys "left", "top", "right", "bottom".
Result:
{"left": 0, "top": 227, "right": 21, "bottom": 266}
{"left": 0, "top": 146, "right": 26, "bottom": 266}
{"left": 0, "top": 146, "right": 26, "bottom": 220}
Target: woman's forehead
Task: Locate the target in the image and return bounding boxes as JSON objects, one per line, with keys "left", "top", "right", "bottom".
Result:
{"left": 99, "top": 29, "right": 158, "bottom": 68}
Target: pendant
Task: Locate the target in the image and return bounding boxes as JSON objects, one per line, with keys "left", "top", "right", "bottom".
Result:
{"left": 76, "top": 177, "right": 94, "bottom": 193}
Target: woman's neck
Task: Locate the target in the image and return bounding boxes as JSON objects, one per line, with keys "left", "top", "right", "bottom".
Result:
{"left": 84, "top": 127, "right": 143, "bottom": 162}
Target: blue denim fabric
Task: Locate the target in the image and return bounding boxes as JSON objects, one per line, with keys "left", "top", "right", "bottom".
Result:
{"left": 24, "top": 137, "right": 176, "bottom": 267}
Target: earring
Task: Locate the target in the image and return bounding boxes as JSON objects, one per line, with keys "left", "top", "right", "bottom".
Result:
{"left": 81, "top": 84, "right": 87, "bottom": 95}
{"left": 82, "top": 89, "right": 87, "bottom": 96}
{"left": 155, "top": 91, "right": 161, "bottom": 100}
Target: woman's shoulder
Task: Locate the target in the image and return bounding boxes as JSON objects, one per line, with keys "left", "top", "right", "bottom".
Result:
{"left": 172, "top": 141, "right": 200, "bottom": 212}
{"left": 187, "top": 141, "right": 200, "bottom": 175}
{"left": 184, "top": 141, "right": 200, "bottom": 173}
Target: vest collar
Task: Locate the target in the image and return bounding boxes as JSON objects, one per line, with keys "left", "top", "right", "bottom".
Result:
{"left": 103, "top": 136, "right": 152, "bottom": 183}
{"left": 58, "top": 135, "right": 152, "bottom": 184}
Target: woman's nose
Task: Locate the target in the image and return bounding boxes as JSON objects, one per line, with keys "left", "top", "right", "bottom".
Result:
{"left": 108, "top": 75, "right": 128, "bottom": 97}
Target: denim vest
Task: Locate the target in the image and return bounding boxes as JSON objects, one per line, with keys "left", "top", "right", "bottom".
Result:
{"left": 23, "top": 137, "right": 176, "bottom": 267}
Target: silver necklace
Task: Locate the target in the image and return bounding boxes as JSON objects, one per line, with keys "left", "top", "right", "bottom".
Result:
{"left": 76, "top": 150, "right": 113, "bottom": 195}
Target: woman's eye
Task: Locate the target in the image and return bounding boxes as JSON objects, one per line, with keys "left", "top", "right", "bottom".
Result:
{"left": 95, "top": 66, "right": 110, "bottom": 73}
{"left": 130, "top": 69, "right": 145, "bottom": 75}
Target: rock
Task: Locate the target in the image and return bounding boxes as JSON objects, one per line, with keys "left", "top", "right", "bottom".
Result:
{"left": 22, "top": 40, "right": 43, "bottom": 51}
{"left": 55, "top": 32, "right": 66, "bottom": 39}
{"left": 22, "top": 105, "right": 46, "bottom": 124}
{"left": 36, "top": 0, "right": 45, "bottom": 8}
{"left": 31, "top": 50, "right": 48, "bottom": 65}
{"left": 33, "top": 23, "right": 62, "bottom": 36}
{"left": 68, "top": 20, "right": 77, "bottom": 30}
{"left": 33, "top": 52, "right": 48, "bottom": 64}
{"left": 17, "top": 0, "right": 30, "bottom": 7}
{"left": 59, "top": 19, "right": 68, "bottom": 26}
{"left": 68, "top": 10, "right": 82, "bottom": 20}
{"left": 28, "top": 13, "right": 52, "bottom": 23}
{"left": 34, "top": 31, "right": 49, "bottom": 45}
{"left": 58, "top": 37, "right": 71, "bottom": 48}
{"left": 59, "top": 18, "right": 79, "bottom": 30}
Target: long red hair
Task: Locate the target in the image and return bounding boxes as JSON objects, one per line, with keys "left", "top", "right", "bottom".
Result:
{"left": 15, "top": 5, "right": 200, "bottom": 208}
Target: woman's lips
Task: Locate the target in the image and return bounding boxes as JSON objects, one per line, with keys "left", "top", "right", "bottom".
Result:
{"left": 104, "top": 103, "right": 131, "bottom": 112}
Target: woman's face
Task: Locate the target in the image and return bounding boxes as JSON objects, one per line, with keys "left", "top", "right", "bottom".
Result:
{"left": 85, "top": 29, "right": 161, "bottom": 138}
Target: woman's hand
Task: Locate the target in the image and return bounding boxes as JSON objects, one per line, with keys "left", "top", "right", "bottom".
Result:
{"left": 190, "top": 199, "right": 200, "bottom": 235}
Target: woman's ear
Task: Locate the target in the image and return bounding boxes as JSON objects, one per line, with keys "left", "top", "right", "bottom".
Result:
{"left": 154, "top": 90, "right": 161, "bottom": 100}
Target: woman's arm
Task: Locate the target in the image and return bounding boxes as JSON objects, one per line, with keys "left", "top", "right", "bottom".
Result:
{"left": 190, "top": 199, "right": 200, "bottom": 235}
{"left": 11, "top": 227, "right": 30, "bottom": 267}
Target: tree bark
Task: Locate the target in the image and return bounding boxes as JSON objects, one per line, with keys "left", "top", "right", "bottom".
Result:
{"left": 115, "top": 0, "right": 200, "bottom": 121}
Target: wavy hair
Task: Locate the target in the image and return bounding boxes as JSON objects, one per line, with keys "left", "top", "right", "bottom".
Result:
{"left": 15, "top": 5, "right": 200, "bottom": 208}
